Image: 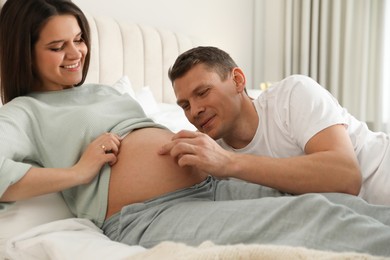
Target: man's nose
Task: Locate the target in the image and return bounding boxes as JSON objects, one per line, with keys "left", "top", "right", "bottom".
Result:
{"left": 191, "top": 102, "right": 205, "bottom": 118}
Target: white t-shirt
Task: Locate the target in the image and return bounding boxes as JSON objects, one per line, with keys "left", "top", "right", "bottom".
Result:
{"left": 218, "top": 75, "right": 390, "bottom": 205}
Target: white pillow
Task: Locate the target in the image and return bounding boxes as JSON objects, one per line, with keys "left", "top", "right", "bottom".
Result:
{"left": 135, "top": 86, "right": 160, "bottom": 115}
{"left": 150, "top": 103, "right": 196, "bottom": 133}
{"left": 111, "top": 77, "right": 194, "bottom": 132}
{"left": 111, "top": 76, "right": 160, "bottom": 116}
{"left": 111, "top": 75, "right": 137, "bottom": 100}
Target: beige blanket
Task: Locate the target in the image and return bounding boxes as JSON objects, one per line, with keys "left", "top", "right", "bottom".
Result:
{"left": 130, "top": 241, "right": 388, "bottom": 260}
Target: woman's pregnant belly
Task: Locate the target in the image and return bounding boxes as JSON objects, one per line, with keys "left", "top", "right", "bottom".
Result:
{"left": 106, "top": 127, "right": 208, "bottom": 219}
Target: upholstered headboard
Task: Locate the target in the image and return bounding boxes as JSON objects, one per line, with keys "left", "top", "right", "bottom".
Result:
{"left": 84, "top": 13, "right": 195, "bottom": 104}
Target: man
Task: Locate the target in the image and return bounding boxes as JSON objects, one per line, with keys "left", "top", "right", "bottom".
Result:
{"left": 159, "top": 46, "right": 389, "bottom": 206}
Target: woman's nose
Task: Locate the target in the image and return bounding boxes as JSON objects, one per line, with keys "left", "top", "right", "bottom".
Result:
{"left": 66, "top": 44, "right": 82, "bottom": 59}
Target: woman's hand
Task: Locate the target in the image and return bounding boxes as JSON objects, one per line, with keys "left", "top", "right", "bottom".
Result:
{"left": 72, "top": 132, "right": 121, "bottom": 184}
{"left": 1, "top": 133, "right": 122, "bottom": 201}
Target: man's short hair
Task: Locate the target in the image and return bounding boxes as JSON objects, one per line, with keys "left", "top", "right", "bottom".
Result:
{"left": 168, "top": 46, "right": 237, "bottom": 84}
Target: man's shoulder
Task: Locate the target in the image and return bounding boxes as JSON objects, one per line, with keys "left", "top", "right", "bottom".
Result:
{"left": 263, "top": 74, "right": 325, "bottom": 102}
{"left": 273, "top": 75, "right": 319, "bottom": 92}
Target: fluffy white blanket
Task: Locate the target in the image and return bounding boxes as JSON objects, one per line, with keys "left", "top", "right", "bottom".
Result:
{"left": 131, "top": 240, "right": 386, "bottom": 260}
{"left": 5, "top": 218, "right": 385, "bottom": 260}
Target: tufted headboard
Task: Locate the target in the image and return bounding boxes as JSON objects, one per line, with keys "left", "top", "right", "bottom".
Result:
{"left": 85, "top": 13, "right": 195, "bottom": 104}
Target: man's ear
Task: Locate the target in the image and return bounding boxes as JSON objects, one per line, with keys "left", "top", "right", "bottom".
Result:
{"left": 232, "top": 67, "right": 246, "bottom": 93}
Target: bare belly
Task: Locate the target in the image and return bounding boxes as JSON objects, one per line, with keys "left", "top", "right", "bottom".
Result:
{"left": 106, "top": 127, "right": 208, "bottom": 219}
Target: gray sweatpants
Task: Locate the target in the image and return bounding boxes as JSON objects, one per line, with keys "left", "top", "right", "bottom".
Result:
{"left": 102, "top": 177, "right": 390, "bottom": 257}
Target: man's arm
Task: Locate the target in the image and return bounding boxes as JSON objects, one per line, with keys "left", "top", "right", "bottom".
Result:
{"left": 159, "top": 126, "right": 362, "bottom": 195}
{"left": 232, "top": 124, "right": 361, "bottom": 195}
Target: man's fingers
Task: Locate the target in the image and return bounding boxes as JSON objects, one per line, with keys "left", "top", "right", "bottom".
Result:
{"left": 159, "top": 140, "right": 197, "bottom": 159}
{"left": 176, "top": 153, "right": 198, "bottom": 168}
{"left": 171, "top": 130, "right": 199, "bottom": 140}
{"left": 158, "top": 141, "right": 175, "bottom": 155}
{"left": 159, "top": 132, "right": 201, "bottom": 155}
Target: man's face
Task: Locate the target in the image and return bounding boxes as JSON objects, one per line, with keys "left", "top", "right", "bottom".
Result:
{"left": 173, "top": 64, "right": 243, "bottom": 140}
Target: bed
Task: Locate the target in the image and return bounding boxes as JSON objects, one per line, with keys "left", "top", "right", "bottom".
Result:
{"left": 0, "top": 6, "right": 386, "bottom": 260}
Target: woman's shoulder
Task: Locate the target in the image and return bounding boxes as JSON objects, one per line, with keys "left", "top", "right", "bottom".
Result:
{"left": 1, "top": 95, "right": 37, "bottom": 109}
{"left": 0, "top": 96, "right": 38, "bottom": 124}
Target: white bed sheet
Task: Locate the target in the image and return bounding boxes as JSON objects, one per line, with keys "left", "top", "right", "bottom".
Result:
{"left": 5, "top": 218, "right": 145, "bottom": 260}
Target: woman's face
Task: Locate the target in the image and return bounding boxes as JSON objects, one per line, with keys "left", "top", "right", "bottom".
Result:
{"left": 33, "top": 15, "right": 88, "bottom": 91}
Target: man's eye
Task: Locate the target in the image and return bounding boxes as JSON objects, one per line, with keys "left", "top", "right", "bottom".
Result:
{"left": 181, "top": 104, "right": 190, "bottom": 111}
{"left": 198, "top": 89, "right": 209, "bottom": 96}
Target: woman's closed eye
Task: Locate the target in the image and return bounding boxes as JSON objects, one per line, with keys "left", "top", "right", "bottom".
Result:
{"left": 50, "top": 44, "right": 65, "bottom": 52}
{"left": 74, "top": 38, "right": 84, "bottom": 45}
{"left": 49, "top": 38, "right": 84, "bottom": 52}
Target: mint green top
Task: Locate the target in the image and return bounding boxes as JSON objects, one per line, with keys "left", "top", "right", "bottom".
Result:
{"left": 0, "top": 84, "right": 163, "bottom": 227}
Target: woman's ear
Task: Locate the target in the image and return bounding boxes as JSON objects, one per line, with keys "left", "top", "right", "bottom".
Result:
{"left": 232, "top": 67, "right": 246, "bottom": 93}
